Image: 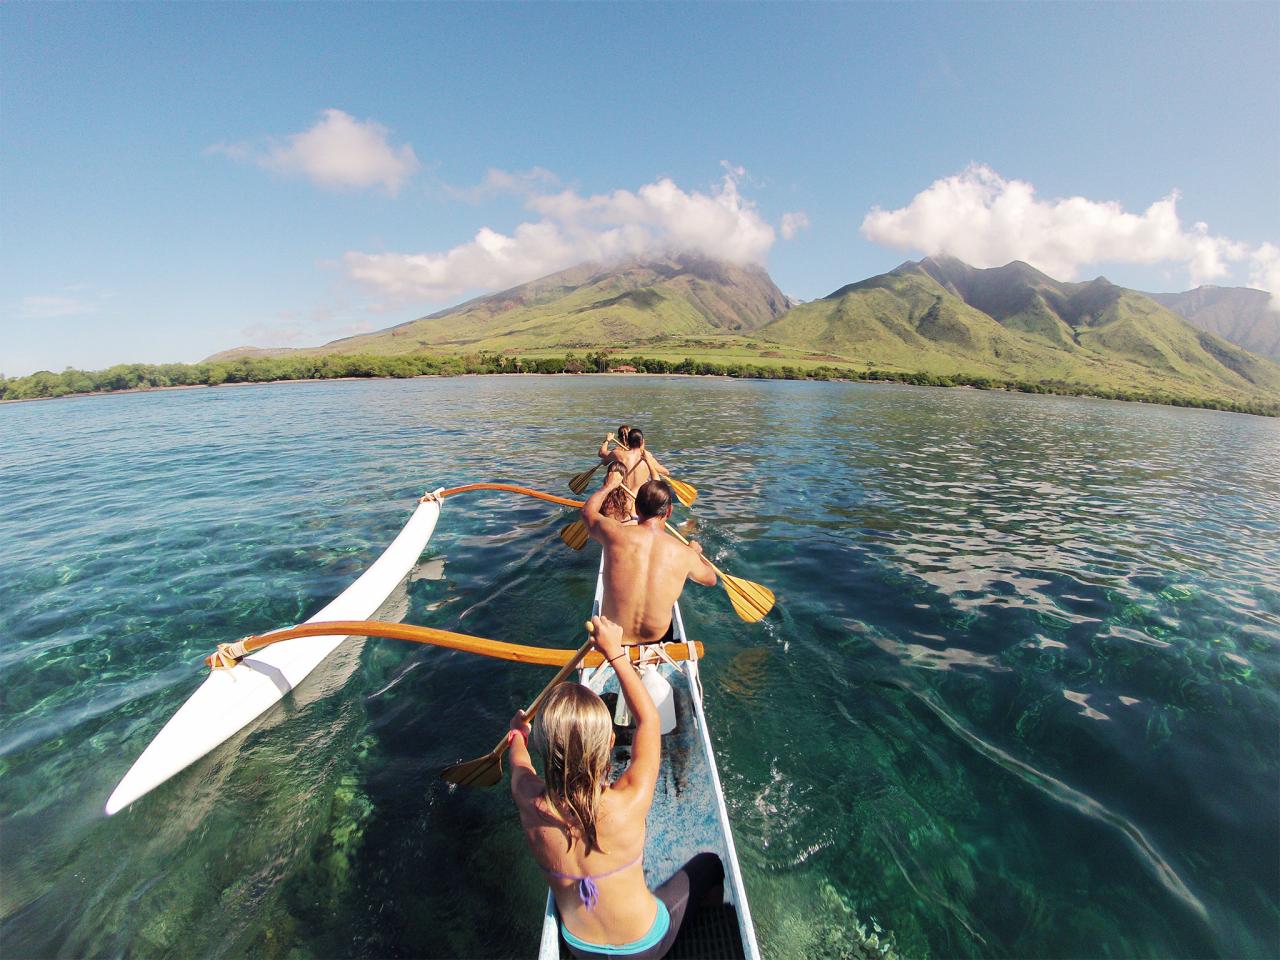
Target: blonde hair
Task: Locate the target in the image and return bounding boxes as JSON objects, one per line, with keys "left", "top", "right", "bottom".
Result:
{"left": 532, "top": 683, "right": 614, "bottom": 854}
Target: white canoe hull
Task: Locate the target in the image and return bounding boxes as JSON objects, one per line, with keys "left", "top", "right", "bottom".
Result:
{"left": 105, "top": 497, "right": 442, "bottom": 815}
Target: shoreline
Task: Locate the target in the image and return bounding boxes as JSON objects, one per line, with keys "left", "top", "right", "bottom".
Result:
{"left": 2, "top": 369, "right": 1274, "bottom": 417}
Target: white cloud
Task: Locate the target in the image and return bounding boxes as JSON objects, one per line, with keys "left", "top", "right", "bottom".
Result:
{"left": 1249, "top": 243, "right": 1280, "bottom": 312}
{"left": 447, "top": 166, "right": 561, "bottom": 203}
{"left": 861, "top": 164, "right": 1272, "bottom": 293}
{"left": 239, "top": 302, "right": 372, "bottom": 346}
{"left": 15, "top": 295, "right": 98, "bottom": 319}
{"left": 345, "top": 167, "right": 780, "bottom": 305}
{"left": 212, "top": 109, "right": 419, "bottom": 195}
{"left": 780, "top": 211, "right": 810, "bottom": 240}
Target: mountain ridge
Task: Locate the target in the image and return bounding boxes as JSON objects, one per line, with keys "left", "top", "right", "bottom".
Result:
{"left": 1142, "top": 285, "right": 1279, "bottom": 361}
{"left": 205, "top": 253, "right": 1280, "bottom": 410}
{"left": 208, "top": 255, "right": 789, "bottom": 361}
{"left": 757, "top": 256, "right": 1280, "bottom": 404}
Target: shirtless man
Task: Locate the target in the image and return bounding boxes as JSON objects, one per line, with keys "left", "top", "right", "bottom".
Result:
{"left": 582, "top": 471, "right": 716, "bottom": 645}
{"left": 597, "top": 427, "right": 671, "bottom": 491}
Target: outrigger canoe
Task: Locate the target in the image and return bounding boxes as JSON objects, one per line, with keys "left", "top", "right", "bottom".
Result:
{"left": 105, "top": 486, "right": 761, "bottom": 959}
{"left": 538, "top": 561, "right": 760, "bottom": 959}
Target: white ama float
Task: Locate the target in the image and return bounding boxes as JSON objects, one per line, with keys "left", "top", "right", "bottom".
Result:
{"left": 105, "top": 494, "right": 443, "bottom": 815}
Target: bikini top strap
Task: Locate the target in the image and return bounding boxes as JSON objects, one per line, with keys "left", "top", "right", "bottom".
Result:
{"left": 541, "top": 850, "right": 644, "bottom": 911}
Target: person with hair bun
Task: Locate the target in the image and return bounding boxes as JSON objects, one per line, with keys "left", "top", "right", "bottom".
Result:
{"left": 507, "top": 614, "right": 725, "bottom": 958}
{"left": 597, "top": 426, "right": 672, "bottom": 491}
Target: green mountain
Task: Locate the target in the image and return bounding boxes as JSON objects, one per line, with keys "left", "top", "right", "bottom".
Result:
{"left": 209, "top": 255, "right": 789, "bottom": 360}
{"left": 207, "top": 252, "right": 1280, "bottom": 410}
{"left": 1143, "top": 286, "right": 1280, "bottom": 361}
{"left": 756, "top": 255, "right": 1280, "bottom": 405}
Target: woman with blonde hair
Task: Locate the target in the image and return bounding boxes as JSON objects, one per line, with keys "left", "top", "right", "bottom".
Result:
{"left": 507, "top": 615, "right": 724, "bottom": 958}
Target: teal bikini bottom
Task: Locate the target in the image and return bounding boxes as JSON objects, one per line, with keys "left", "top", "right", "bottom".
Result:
{"left": 560, "top": 900, "right": 670, "bottom": 957}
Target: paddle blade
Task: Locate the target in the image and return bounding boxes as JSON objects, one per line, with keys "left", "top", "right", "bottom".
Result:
{"left": 721, "top": 572, "right": 775, "bottom": 622}
{"left": 441, "top": 750, "right": 505, "bottom": 788}
{"left": 568, "top": 464, "right": 598, "bottom": 495}
{"left": 560, "top": 519, "right": 590, "bottom": 551}
{"left": 668, "top": 477, "right": 698, "bottom": 507}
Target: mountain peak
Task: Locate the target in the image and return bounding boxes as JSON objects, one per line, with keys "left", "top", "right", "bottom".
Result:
{"left": 211, "top": 255, "right": 790, "bottom": 360}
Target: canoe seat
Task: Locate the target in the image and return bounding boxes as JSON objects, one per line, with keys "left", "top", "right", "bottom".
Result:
{"left": 666, "top": 903, "right": 747, "bottom": 959}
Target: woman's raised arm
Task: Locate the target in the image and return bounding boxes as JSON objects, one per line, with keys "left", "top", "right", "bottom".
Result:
{"left": 591, "top": 615, "right": 661, "bottom": 801}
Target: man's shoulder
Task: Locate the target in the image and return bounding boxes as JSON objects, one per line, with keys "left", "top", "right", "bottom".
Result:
{"left": 601, "top": 522, "right": 643, "bottom": 545}
{"left": 656, "top": 532, "right": 699, "bottom": 566}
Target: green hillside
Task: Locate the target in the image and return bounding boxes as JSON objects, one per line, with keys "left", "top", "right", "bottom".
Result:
{"left": 203, "top": 253, "right": 1280, "bottom": 412}
{"left": 757, "top": 257, "right": 1280, "bottom": 407}
{"left": 209, "top": 255, "right": 789, "bottom": 360}
{"left": 1145, "top": 285, "right": 1280, "bottom": 361}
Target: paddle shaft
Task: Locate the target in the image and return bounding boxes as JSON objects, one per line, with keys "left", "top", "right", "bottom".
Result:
{"left": 487, "top": 635, "right": 596, "bottom": 759}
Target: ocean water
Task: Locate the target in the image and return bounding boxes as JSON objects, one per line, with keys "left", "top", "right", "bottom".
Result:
{"left": 1, "top": 376, "right": 1276, "bottom": 959}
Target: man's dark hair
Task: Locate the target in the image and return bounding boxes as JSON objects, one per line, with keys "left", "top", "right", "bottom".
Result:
{"left": 627, "top": 427, "right": 645, "bottom": 450}
{"left": 617, "top": 424, "right": 631, "bottom": 444}
{"left": 635, "top": 478, "right": 672, "bottom": 520}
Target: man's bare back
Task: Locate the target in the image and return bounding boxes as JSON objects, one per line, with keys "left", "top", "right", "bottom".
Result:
{"left": 600, "top": 443, "right": 654, "bottom": 489}
{"left": 582, "top": 473, "right": 716, "bottom": 644}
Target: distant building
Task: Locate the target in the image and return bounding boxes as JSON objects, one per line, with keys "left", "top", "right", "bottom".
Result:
{"left": 609, "top": 365, "right": 638, "bottom": 373}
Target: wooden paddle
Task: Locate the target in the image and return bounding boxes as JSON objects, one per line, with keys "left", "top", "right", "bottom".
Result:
{"left": 568, "top": 435, "right": 620, "bottom": 495}
{"left": 662, "top": 521, "right": 775, "bottom": 623}
{"left": 562, "top": 484, "right": 775, "bottom": 623}
{"left": 560, "top": 517, "right": 591, "bottom": 550}
{"left": 441, "top": 623, "right": 596, "bottom": 788}
{"left": 567, "top": 437, "right": 698, "bottom": 507}
{"left": 205, "top": 619, "right": 701, "bottom": 669}
{"left": 664, "top": 476, "right": 698, "bottom": 508}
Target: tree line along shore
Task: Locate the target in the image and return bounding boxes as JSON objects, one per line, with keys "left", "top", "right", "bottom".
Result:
{"left": 3, "top": 351, "right": 1276, "bottom": 417}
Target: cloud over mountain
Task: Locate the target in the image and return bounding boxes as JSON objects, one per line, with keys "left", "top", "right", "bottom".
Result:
{"left": 861, "top": 165, "right": 1275, "bottom": 300}
{"left": 211, "top": 109, "right": 420, "bottom": 195}
{"left": 780, "top": 211, "right": 810, "bottom": 240}
{"left": 1250, "top": 244, "right": 1280, "bottom": 313}
{"left": 344, "top": 166, "right": 781, "bottom": 306}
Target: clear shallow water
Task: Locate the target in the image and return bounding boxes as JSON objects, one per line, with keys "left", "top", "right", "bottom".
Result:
{"left": 1, "top": 377, "right": 1277, "bottom": 959}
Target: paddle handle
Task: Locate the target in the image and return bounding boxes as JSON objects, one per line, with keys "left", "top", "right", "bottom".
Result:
{"left": 662, "top": 520, "right": 724, "bottom": 579}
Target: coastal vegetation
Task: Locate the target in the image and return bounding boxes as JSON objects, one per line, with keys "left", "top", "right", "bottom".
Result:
{"left": 5, "top": 350, "right": 1277, "bottom": 416}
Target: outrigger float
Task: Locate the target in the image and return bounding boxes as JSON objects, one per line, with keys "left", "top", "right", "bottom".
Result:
{"left": 105, "top": 480, "right": 772, "bottom": 959}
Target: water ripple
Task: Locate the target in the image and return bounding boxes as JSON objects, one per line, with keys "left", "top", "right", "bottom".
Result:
{"left": 1, "top": 378, "right": 1277, "bottom": 959}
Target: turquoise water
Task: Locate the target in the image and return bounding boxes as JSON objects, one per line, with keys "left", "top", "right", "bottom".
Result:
{"left": 1, "top": 376, "right": 1277, "bottom": 958}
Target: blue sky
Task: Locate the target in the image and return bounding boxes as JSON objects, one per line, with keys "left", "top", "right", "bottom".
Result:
{"left": 3, "top": 2, "right": 1277, "bottom": 376}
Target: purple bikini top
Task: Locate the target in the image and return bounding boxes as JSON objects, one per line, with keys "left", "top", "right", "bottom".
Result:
{"left": 541, "top": 851, "right": 643, "bottom": 910}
